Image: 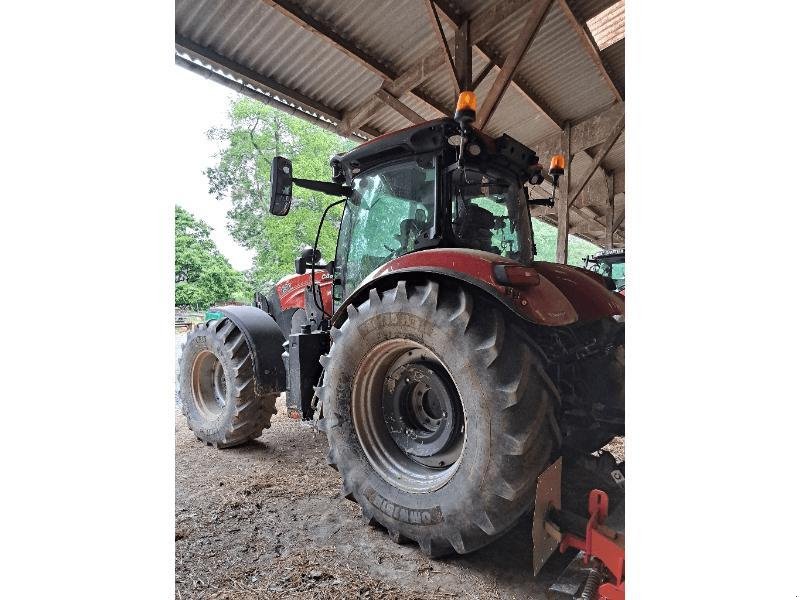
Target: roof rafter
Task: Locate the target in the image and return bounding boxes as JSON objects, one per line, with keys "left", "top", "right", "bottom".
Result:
{"left": 421, "top": 0, "right": 459, "bottom": 94}
{"left": 260, "top": 0, "right": 398, "bottom": 80}
{"left": 433, "top": 0, "right": 562, "bottom": 129}
{"left": 471, "top": 61, "right": 494, "bottom": 90}
{"left": 612, "top": 204, "right": 625, "bottom": 232}
{"left": 260, "top": 0, "right": 442, "bottom": 135}
{"left": 174, "top": 55, "right": 374, "bottom": 142}
{"left": 555, "top": 0, "right": 623, "bottom": 102}
{"left": 176, "top": 36, "right": 377, "bottom": 138}
{"left": 532, "top": 102, "right": 623, "bottom": 164}
{"left": 567, "top": 113, "right": 624, "bottom": 207}
{"left": 476, "top": 0, "right": 553, "bottom": 129}
{"left": 338, "top": 0, "right": 533, "bottom": 134}
{"left": 374, "top": 88, "right": 426, "bottom": 124}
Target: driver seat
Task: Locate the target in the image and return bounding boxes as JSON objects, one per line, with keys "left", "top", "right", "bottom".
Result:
{"left": 455, "top": 204, "right": 495, "bottom": 252}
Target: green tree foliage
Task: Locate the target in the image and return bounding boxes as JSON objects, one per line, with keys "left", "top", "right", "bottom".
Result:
{"left": 206, "top": 99, "right": 354, "bottom": 291}
{"left": 531, "top": 218, "right": 600, "bottom": 266}
{"left": 204, "top": 97, "right": 602, "bottom": 292}
{"left": 175, "top": 205, "right": 249, "bottom": 308}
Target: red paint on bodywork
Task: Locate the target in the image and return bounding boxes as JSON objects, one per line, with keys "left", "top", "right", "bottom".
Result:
{"left": 275, "top": 271, "right": 334, "bottom": 315}
{"left": 532, "top": 262, "right": 625, "bottom": 323}
{"left": 361, "top": 248, "right": 623, "bottom": 326}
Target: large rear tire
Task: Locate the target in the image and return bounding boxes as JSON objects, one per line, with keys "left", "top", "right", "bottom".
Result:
{"left": 179, "top": 318, "right": 278, "bottom": 448}
{"left": 319, "top": 279, "right": 560, "bottom": 556}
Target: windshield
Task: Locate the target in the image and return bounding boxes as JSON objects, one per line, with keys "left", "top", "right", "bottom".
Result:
{"left": 335, "top": 159, "right": 436, "bottom": 299}
{"left": 450, "top": 168, "right": 527, "bottom": 262}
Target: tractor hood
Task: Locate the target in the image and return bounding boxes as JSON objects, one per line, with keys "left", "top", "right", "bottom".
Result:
{"left": 338, "top": 248, "right": 624, "bottom": 327}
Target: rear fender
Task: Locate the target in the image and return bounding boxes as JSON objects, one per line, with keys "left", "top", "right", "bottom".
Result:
{"left": 331, "top": 248, "right": 623, "bottom": 328}
{"left": 215, "top": 305, "right": 287, "bottom": 394}
{"left": 331, "top": 269, "right": 554, "bottom": 329}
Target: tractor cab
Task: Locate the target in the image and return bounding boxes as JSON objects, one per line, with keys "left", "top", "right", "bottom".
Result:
{"left": 584, "top": 247, "right": 626, "bottom": 293}
{"left": 270, "top": 110, "right": 553, "bottom": 311}
{"left": 329, "top": 117, "right": 543, "bottom": 302}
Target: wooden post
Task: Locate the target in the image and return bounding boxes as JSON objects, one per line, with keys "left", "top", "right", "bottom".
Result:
{"left": 454, "top": 19, "right": 472, "bottom": 93}
{"left": 605, "top": 172, "right": 614, "bottom": 249}
{"left": 556, "top": 123, "right": 571, "bottom": 264}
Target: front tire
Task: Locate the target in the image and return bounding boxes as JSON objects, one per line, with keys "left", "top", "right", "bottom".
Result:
{"left": 179, "top": 318, "right": 278, "bottom": 448}
{"left": 319, "top": 279, "right": 560, "bottom": 556}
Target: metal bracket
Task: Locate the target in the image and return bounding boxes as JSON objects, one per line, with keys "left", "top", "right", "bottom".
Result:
{"left": 532, "top": 457, "right": 562, "bottom": 576}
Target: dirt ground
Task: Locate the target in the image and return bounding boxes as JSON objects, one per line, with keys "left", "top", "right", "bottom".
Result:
{"left": 175, "top": 334, "right": 623, "bottom": 600}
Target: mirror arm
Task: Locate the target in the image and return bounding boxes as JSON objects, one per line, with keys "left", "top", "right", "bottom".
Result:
{"left": 292, "top": 177, "right": 352, "bottom": 198}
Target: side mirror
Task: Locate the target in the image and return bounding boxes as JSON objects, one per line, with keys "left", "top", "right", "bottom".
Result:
{"left": 269, "top": 156, "right": 293, "bottom": 216}
{"left": 294, "top": 246, "right": 322, "bottom": 274}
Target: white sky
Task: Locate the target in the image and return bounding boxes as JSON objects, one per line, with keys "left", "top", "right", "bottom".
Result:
{"left": 172, "top": 66, "right": 254, "bottom": 270}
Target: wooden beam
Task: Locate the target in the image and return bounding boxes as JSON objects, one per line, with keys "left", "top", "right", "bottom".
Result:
{"left": 555, "top": 0, "right": 623, "bottom": 102}
{"left": 475, "top": 43, "right": 562, "bottom": 128}
{"left": 576, "top": 207, "right": 623, "bottom": 241}
{"left": 422, "top": 0, "right": 459, "bottom": 94}
{"left": 433, "top": 0, "right": 562, "bottom": 128}
{"left": 567, "top": 113, "right": 624, "bottom": 207}
{"left": 533, "top": 102, "right": 623, "bottom": 170}
{"left": 410, "top": 88, "right": 451, "bottom": 117}
{"left": 454, "top": 19, "right": 472, "bottom": 92}
{"left": 374, "top": 88, "right": 425, "bottom": 124}
{"left": 570, "top": 222, "right": 605, "bottom": 236}
{"left": 605, "top": 172, "right": 614, "bottom": 249}
{"left": 261, "top": 0, "right": 451, "bottom": 134}
{"left": 174, "top": 54, "right": 372, "bottom": 143}
{"left": 613, "top": 168, "right": 625, "bottom": 195}
{"left": 471, "top": 61, "right": 494, "bottom": 90}
{"left": 556, "top": 123, "right": 570, "bottom": 264}
{"left": 612, "top": 204, "right": 625, "bottom": 233}
{"left": 339, "top": 0, "right": 532, "bottom": 134}
{"left": 176, "top": 36, "right": 340, "bottom": 122}
{"left": 476, "top": 0, "right": 552, "bottom": 130}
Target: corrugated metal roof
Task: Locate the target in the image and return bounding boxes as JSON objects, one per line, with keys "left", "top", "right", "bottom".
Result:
{"left": 175, "top": 0, "right": 625, "bottom": 245}
{"left": 564, "top": 0, "right": 620, "bottom": 22}
{"left": 602, "top": 38, "right": 624, "bottom": 97}
{"left": 586, "top": 0, "right": 624, "bottom": 50}
{"left": 601, "top": 130, "right": 624, "bottom": 171}
{"left": 516, "top": 3, "right": 616, "bottom": 122}
{"left": 299, "top": 0, "right": 446, "bottom": 74}
{"left": 176, "top": 0, "right": 383, "bottom": 112}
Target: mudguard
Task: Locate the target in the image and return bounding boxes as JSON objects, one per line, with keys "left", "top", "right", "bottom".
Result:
{"left": 216, "top": 305, "right": 287, "bottom": 394}
{"left": 331, "top": 248, "right": 624, "bottom": 328}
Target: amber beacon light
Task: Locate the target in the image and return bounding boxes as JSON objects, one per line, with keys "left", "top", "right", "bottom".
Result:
{"left": 549, "top": 154, "right": 566, "bottom": 176}
{"left": 454, "top": 91, "right": 477, "bottom": 126}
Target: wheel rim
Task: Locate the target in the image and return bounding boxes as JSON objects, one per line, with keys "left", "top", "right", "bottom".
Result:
{"left": 191, "top": 350, "right": 227, "bottom": 417}
{"left": 352, "top": 340, "right": 465, "bottom": 493}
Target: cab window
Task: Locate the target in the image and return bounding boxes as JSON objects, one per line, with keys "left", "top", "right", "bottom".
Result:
{"left": 336, "top": 160, "right": 436, "bottom": 299}
{"left": 450, "top": 169, "right": 522, "bottom": 261}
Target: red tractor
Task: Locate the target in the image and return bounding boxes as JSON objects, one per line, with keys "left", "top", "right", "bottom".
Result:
{"left": 178, "top": 94, "right": 624, "bottom": 565}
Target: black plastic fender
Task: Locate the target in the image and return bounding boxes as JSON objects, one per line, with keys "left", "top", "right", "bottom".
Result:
{"left": 216, "top": 305, "right": 287, "bottom": 394}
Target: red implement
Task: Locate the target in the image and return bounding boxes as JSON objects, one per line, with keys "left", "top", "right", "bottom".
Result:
{"left": 559, "top": 490, "right": 625, "bottom": 600}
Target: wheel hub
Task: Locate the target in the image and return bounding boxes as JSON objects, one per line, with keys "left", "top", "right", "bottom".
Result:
{"left": 382, "top": 359, "right": 463, "bottom": 468}
{"left": 191, "top": 350, "right": 227, "bottom": 416}
{"left": 351, "top": 341, "right": 466, "bottom": 493}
